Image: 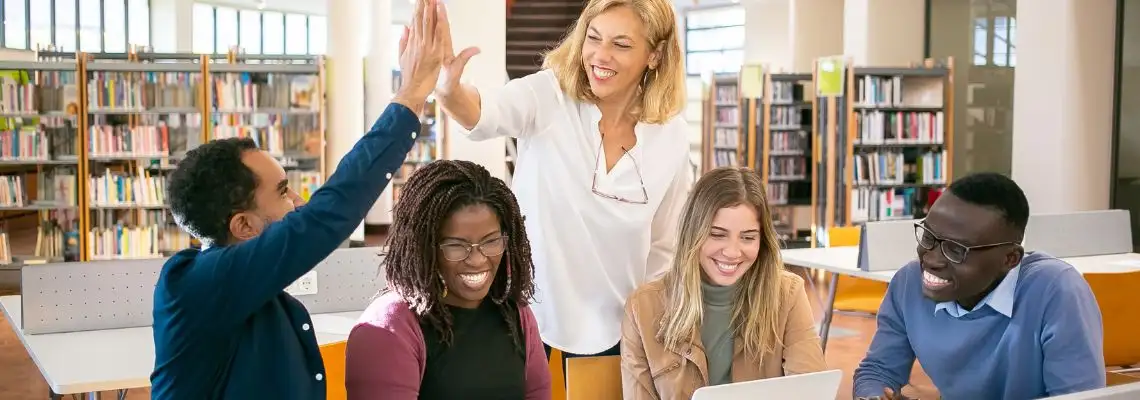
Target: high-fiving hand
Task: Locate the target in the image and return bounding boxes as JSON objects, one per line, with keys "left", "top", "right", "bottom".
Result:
{"left": 434, "top": 2, "right": 480, "bottom": 98}
{"left": 393, "top": 0, "right": 448, "bottom": 115}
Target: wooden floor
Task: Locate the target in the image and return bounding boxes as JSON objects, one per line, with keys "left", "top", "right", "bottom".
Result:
{"left": 0, "top": 232, "right": 937, "bottom": 399}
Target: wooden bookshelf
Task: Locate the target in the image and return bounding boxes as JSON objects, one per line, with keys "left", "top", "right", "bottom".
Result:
{"left": 813, "top": 57, "right": 954, "bottom": 244}
{"left": 387, "top": 70, "right": 446, "bottom": 212}
{"left": 756, "top": 72, "right": 815, "bottom": 249}
{"left": 0, "top": 60, "right": 84, "bottom": 266}
{"left": 702, "top": 73, "right": 743, "bottom": 173}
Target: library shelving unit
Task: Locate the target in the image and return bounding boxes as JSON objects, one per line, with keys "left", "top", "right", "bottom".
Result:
{"left": 82, "top": 54, "right": 207, "bottom": 261}
{"left": 206, "top": 57, "right": 326, "bottom": 205}
{"left": 0, "top": 60, "right": 83, "bottom": 266}
{"left": 701, "top": 73, "right": 742, "bottom": 173}
{"left": 387, "top": 70, "right": 446, "bottom": 209}
{"left": 756, "top": 72, "right": 815, "bottom": 248}
{"left": 814, "top": 58, "right": 954, "bottom": 244}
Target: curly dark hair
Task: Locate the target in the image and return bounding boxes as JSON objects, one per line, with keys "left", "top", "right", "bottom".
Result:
{"left": 167, "top": 138, "right": 260, "bottom": 247}
{"left": 383, "top": 160, "right": 536, "bottom": 352}
{"left": 947, "top": 172, "right": 1031, "bottom": 235}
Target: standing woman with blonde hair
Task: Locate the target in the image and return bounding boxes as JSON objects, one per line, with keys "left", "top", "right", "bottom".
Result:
{"left": 432, "top": 0, "right": 692, "bottom": 360}
{"left": 621, "top": 167, "right": 826, "bottom": 399}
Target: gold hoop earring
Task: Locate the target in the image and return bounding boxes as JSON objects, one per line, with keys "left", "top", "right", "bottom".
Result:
{"left": 440, "top": 275, "right": 448, "bottom": 298}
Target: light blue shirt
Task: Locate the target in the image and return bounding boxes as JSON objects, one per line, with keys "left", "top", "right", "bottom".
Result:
{"left": 934, "top": 264, "right": 1020, "bottom": 318}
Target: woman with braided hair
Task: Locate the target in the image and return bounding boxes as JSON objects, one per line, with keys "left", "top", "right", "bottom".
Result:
{"left": 344, "top": 160, "right": 552, "bottom": 400}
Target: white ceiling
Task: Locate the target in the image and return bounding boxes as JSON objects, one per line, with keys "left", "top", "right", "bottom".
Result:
{"left": 203, "top": 0, "right": 741, "bottom": 23}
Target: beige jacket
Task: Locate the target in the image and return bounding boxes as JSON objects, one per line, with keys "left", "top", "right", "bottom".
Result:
{"left": 620, "top": 271, "right": 827, "bottom": 400}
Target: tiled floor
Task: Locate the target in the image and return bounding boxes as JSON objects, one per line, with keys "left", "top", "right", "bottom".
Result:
{"left": 0, "top": 239, "right": 936, "bottom": 399}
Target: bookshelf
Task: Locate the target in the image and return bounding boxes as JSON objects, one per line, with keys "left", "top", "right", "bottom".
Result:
{"left": 0, "top": 60, "right": 83, "bottom": 266}
{"left": 813, "top": 58, "right": 954, "bottom": 244}
{"left": 756, "top": 72, "right": 815, "bottom": 249}
{"left": 386, "top": 70, "right": 446, "bottom": 211}
{"left": 702, "top": 73, "right": 742, "bottom": 173}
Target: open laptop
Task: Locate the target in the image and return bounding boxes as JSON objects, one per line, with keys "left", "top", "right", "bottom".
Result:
{"left": 691, "top": 369, "right": 843, "bottom": 400}
{"left": 1041, "top": 382, "right": 1140, "bottom": 399}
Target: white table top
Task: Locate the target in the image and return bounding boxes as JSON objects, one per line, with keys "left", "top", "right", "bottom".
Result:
{"left": 779, "top": 247, "right": 1140, "bottom": 283}
{"left": 0, "top": 295, "right": 360, "bottom": 395}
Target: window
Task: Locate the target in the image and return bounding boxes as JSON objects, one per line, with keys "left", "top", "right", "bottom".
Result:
{"left": 215, "top": 6, "right": 238, "bottom": 53}
{"left": 4, "top": 0, "right": 28, "bottom": 49}
{"left": 308, "top": 16, "right": 326, "bottom": 55}
{"left": 970, "top": 15, "right": 1017, "bottom": 67}
{"left": 191, "top": 3, "right": 214, "bottom": 54}
{"left": 78, "top": 0, "right": 101, "bottom": 51}
{"left": 104, "top": 0, "right": 128, "bottom": 52}
{"left": 29, "top": 0, "right": 50, "bottom": 50}
{"left": 684, "top": 7, "right": 745, "bottom": 76}
{"left": 239, "top": 10, "right": 262, "bottom": 54}
{"left": 284, "top": 13, "right": 307, "bottom": 54}
{"left": 55, "top": 0, "right": 77, "bottom": 51}
{"left": 262, "top": 11, "right": 284, "bottom": 54}
{"left": 191, "top": 3, "right": 326, "bottom": 55}
{"left": 0, "top": 0, "right": 147, "bottom": 51}
{"left": 127, "top": 0, "right": 149, "bottom": 48}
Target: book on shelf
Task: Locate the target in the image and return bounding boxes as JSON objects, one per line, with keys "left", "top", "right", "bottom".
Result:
{"left": 288, "top": 170, "right": 323, "bottom": 202}
{"left": 88, "top": 122, "right": 171, "bottom": 158}
{"left": 89, "top": 166, "right": 166, "bottom": 207}
{"left": 0, "top": 70, "right": 80, "bottom": 116}
{"left": 0, "top": 232, "right": 9, "bottom": 265}
{"left": 212, "top": 73, "right": 319, "bottom": 112}
{"left": 88, "top": 208, "right": 189, "bottom": 260}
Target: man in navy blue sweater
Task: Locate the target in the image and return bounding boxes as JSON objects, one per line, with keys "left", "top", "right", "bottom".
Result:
{"left": 150, "top": 1, "right": 450, "bottom": 398}
{"left": 854, "top": 173, "right": 1105, "bottom": 400}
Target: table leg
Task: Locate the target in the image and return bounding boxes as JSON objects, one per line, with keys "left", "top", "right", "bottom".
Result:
{"left": 85, "top": 392, "right": 99, "bottom": 400}
{"left": 818, "top": 271, "right": 840, "bottom": 354}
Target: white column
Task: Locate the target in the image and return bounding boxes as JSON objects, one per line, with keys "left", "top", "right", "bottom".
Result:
{"left": 326, "top": 0, "right": 368, "bottom": 242}
{"left": 843, "top": 0, "right": 924, "bottom": 66}
{"left": 365, "top": 0, "right": 396, "bottom": 225}
{"left": 149, "top": 0, "right": 192, "bottom": 52}
{"left": 741, "top": 0, "right": 843, "bottom": 73}
{"left": 443, "top": 0, "right": 508, "bottom": 180}
{"left": 1011, "top": 0, "right": 1115, "bottom": 213}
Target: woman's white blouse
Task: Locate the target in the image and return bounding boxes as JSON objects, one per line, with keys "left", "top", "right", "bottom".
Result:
{"left": 466, "top": 69, "right": 693, "bottom": 354}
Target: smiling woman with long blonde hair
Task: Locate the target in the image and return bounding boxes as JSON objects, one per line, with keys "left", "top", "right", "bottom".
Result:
{"left": 620, "top": 167, "right": 826, "bottom": 399}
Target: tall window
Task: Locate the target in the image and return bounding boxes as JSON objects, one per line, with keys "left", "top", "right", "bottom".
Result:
{"left": 683, "top": 6, "right": 745, "bottom": 76}
{"left": 971, "top": 15, "right": 1017, "bottom": 67}
{"left": 191, "top": 3, "right": 326, "bottom": 55}
{"left": 0, "top": 0, "right": 150, "bottom": 51}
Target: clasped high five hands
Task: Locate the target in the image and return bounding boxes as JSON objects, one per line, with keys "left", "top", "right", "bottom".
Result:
{"left": 392, "top": 0, "right": 480, "bottom": 116}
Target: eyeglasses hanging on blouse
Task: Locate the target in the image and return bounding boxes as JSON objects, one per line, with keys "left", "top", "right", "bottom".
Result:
{"left": 591, "top": 132, "right": 649, "bottom": 205}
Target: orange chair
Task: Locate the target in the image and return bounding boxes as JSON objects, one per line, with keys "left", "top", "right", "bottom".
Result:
{"left": 827, "top": 226, "right": 888, "bottom": 314}
{"left": 549, "top": 349, "right": 567, "bottom": 400}
{"left": 320, "top": 341, "right": 348, "bottom": 400}
{"left": 565, "top": 356, "right": 622, "bottom": 400}
{"left": 1084, "top": 271, "right": 1140, "bottom": 368}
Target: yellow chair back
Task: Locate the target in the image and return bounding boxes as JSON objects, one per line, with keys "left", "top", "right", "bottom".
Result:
{"left": 319, "top": 341, "right": 348, "bottom": 400}
{"left": 1084, "top": 271, "right": 1140, "bottom": 367}
{"left": 565, "top": 355, "right": 622, "bottom": 400}
{"left": 827, "top": 226, "right": 888, "bottom": 313}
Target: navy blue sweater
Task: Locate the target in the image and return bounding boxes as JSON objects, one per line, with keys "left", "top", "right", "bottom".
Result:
{"left": 150, "top": 103, "right": 420, "bottom": 399}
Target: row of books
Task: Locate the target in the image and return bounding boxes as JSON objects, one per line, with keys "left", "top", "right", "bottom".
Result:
{"left": 854, "top": 75, "right": 944, "bottom": 108}
{"left": 713, "top": 107, "right": 739, "bottom": 126}
{"left": 0, "top": 72, "right": 80, "bottom": 114}
{"left": 87, "top": 72, "right": 208, "bottom": 111}
{"left": 710, "top": 149, "right": 739, "bottom": 168}
{"left": 88, "top": 224, "right": 190, "bottom": 260}
{"left": 714, "top": 84, "right": 737, "bottom": 104}
{"left": 711, "top": 128, "right": 740, "bottom": 148}
{"left": 771, "top": 81, "right": 804, "bottom": 104}
{"left": 212, "top": 73, "right": 319, "bottom": 111}
{"left": 851, "top": 150, "right": 948, "bottom": 186}
{"left": 88, "top": 168, "right": 166, "bottom": 207}
{"left": 287, "top": 170, "right": 323, "bottom": 202}
{"left": 770, "top": 131, "right": 808, "bottom": 154}
{"left": 849, "top": 186, "right": 943, "bottom": 223}
{"left": 89, "top": 124, "right": 171, "bottom": 158}
{"left": 854, "top": 110, "right": 946, "bottom": 144}
{"left": 213, "top": 114, "right": 318, "bottom": 154}
{"left": 769, "top": 157, "right": 808, "bottom": 179}
{"left": 0, "top": 123, "right": 80, "bottom": 161}
{"left": 769, "top": 106, "right": 805, "bottom": 128}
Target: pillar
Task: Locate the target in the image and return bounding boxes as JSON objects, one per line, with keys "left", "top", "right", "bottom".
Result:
{"left": 842, "top": 0, "right": 924, "bottom": 66}
{"left": 442, "top": 0, "right": 508, "bottom": 180}
{"left": 365, "top": 0, "right": 396, "bottom": 225}
{"left": 1010, "top": 0, "right": 1115, "bottom": 213}
{"left": 149, "top": 0, "right": 192, "bottom": 52}
{"left": 742, "top": 0, "right": 843, "bottom": 73}
{"left": 326, "top": 0, "right": 368, "bottom": 242}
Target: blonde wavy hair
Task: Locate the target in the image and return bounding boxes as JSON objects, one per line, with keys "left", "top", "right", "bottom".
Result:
{"left": 541, "top": 0, "right": 686, "bottom": 124}
{"left": 656, "top": 167, "right": 786, "bottom": 357}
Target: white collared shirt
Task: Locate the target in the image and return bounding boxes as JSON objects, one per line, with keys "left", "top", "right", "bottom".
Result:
{"left": 467, "top": 69, "right": 693, "bottom": 354}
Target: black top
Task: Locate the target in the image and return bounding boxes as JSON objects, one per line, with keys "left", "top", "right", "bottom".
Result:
{"left": 149, "top": 103, "right": 421, "bottom": 400}
{"left": 418, "top": 300, "right": 527, "bottom": 400}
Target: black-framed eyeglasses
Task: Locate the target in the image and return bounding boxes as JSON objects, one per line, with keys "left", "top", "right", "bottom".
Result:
{"left": 439, "top": 235, "right": 509, "bottom": 262}
{"left": 914, "top": 222, "right": 1019, "bottom": 264}
{"left": 591, "top": 137, "right": 649, "bottom": 205}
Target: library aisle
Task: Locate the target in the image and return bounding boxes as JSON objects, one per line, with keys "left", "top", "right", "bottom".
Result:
{"left": 0, "top": 265, "right": 938, "bottom": 400}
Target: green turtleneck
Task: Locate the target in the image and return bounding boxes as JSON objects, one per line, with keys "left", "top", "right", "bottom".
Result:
{"left": 700, "top": 280, "right": 736, "bottom": 386}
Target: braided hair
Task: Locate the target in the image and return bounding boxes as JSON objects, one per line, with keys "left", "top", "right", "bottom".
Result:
{"left": 382, "top": 160, "right": 536, "bottom": 353}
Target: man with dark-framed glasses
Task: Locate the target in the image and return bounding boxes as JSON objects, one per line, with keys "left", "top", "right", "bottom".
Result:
{"left": 853, "top": 172, "right": 1105, "bottom": 400}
